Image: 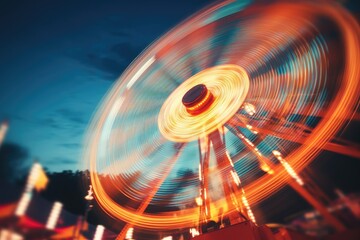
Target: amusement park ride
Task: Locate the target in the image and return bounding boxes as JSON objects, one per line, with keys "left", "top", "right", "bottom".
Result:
{"left": 83, "top": 0, "right": 360, "bottom": 239}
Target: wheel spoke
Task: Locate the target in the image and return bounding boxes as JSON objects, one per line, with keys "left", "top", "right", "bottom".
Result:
{"left": 117, "top": 143, "right": 186, "bottom": 239}
{"left": 227, "top": 123, "right": 275, "bottom": 174}
{"left": 207, "top": 15, "right": 242, "bottom": 67}
{"left": 230, "top": 114, "right": 360, "bottom": 159}
{"left": 198, "top": 136, "right": 212, "bottom": 222}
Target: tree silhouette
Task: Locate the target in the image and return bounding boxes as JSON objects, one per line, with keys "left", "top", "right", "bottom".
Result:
{"left": 0, "top": 142, "right": 29, "bottom": 182}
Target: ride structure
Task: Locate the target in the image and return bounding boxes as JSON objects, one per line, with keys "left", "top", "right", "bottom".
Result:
{"left": 83, "top": 0, "right": 360, "bottom": 239}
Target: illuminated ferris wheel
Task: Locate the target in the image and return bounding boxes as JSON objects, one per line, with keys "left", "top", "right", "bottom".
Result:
{"left": 83, "top": 0, "right": 359, "bottom": 239}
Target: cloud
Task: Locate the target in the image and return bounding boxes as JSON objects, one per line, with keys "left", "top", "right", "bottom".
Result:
{"left": 83, "top": 54, "right": 126, "bottom": 79}
{"left": 34, "top": 108, "right": 87, "bottom": 131}
{"left": 111, "top": 42, "right": 140, "bottom": 60}
{"left": 50, "top": 157, "right": 77, "bottom": 165}
{"left": 56, "top": 108, "right": 87, "bottom": 125}
{"left": 39, "top": 117, "right": 60, "bottom": 129}
{"left": 69, "top": 0, "right": 215, "bottom": 82}
{"left": 60, "top": 143, "right": 81, "bottom": 149}
{"left": 76, "top": 40, "right": 143, "bottom": 81}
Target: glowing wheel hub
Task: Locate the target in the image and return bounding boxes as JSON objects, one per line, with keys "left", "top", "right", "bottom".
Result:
{"left": 182, "top": 84, "right": 214, "bottom": 115}
{"left": 158, "top": 64, "right": 250, "bottom": 142}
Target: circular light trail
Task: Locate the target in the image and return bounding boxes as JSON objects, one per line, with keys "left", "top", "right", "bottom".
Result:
{"left": 83, "top": 0, "right": 360, "bottom": 232}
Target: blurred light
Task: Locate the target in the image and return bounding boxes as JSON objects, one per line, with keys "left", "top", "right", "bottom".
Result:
{"left": 93, "top": 225, "right": 105, "bottom": 240}
{"left": 244, "top": 138, "right": 254, "bottom": 147}
{"left": 125, "top": 227, "right": 134, "bottom": 240}
{"left": 272, "top": 150, "right": 281, "bottom": 157}
{"left": 272, "top": 150, "right": 304, "bottom": 186}
{"left": 304, "top": 211, "right": 320, "bottom": 220}
{"left": 243, "top": 103, "right": 256, "bottom": 116}
{"left": 246, "top": 125, "right": 258, "bottom": 135}
{"left": 230, "top": 170, "right": 241, "bottom": 186}
{"left": 218, "top": 126, "right": 229, "bottom": 136}
{"left": 25, "top": 163, "right": 47, "bottom": 192}
{"left": 0, "top": 229, "right": 23, "bottom": 240}
{"left": 241, "top": 194, "right": 256, "bottom": 224}
{"left": 260, "top": 163, "right": 274, "bottom": 175}
{"left": 127, "top": 56, "right": 156, "bottom": 89}
{"left": 85, "top": 0, "right": 360, "bottom": 230}
{"left": 226, "top": 151, "right": 234, "bottom": 167}
{"left": 85, "top": 185, "right": 94, "bottom": 201}
{"left": 189, "top": 228, "right": 200, "bottom": 237}
{"left": 161, "top": 236, "right": 173, "bottom": 240}
{"left": 195, "top": 197, "right": 203, "bottom": 206}
{"left": 254, "top": 147, "right": 261, "bottom": 156}
{"left": 14, "top": 192, "right": 32, "bottom": 217}
{"left": 46, "top": 202, "right": 63, "bottom": 230}
{"left": 0, "top": 121, "right": 9, "bottom": 147}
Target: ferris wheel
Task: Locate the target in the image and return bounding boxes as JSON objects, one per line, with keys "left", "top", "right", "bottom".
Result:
{"left": 83, "top": 0, "right": 360, "bottom": 239}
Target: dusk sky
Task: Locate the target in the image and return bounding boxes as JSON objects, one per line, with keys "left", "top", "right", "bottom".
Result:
{"left": 0, "top": 0, "right": 217, "bottom": 173}
{"left": 0, "top": 0, "right": 358, "bottom": 176}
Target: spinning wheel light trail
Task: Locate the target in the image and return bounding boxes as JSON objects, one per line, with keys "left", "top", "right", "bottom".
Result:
{"left": 158, "top": 64, "right": 249, "bottom": 143}
{"left": 83, "top": 0, "right": 360, "bottom": 237}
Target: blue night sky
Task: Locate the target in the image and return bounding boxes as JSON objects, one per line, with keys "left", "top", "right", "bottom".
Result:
{"left": 0, "top": 0, "right": 217, "bottom": 173}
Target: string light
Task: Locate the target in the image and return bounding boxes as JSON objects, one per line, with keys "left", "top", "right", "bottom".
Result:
{"left": 14, "top": 192, "right": 32, "bottom": 217}
{"left": 273, "top": 150, "right": 304, "bottom": 186}
{"left": 93, "top": 225, "right": 105, "bottom": 240}
{"left": 189, "top": 228, "right": 200, "bottom": 237}
{"left": 46, "top": 202, "right": 63, "bottom": 230}
{"left": 242, "top": 193, "right": 257, "bottom": 224}
{"left": 125, "top": 227, "right": 134, "bottom": 240}
{"left": 161, "top": 236, "right": 173, "bottom": 240}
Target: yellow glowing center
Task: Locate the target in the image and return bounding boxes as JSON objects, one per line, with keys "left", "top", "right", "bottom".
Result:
{"left": 158, "top": 64, "right": 250, "bottom": 142}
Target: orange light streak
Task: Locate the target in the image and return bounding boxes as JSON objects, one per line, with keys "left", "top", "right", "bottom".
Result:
{"left": 83, "top": 0, "right": 359, "bottom": 231}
